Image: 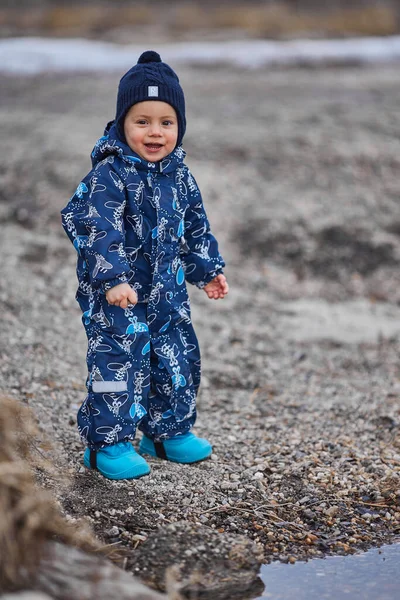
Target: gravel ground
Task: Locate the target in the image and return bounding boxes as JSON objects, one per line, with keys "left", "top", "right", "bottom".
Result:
{"left": 1, "top": 64, "right": 400, "bottom": 598}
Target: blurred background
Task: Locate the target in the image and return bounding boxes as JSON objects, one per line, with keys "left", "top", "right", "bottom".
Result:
{"left": 1, "top": 0, "right": 400, "bottom": 41}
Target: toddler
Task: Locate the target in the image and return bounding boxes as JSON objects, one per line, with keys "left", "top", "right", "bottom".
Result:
{"left": 61, "top": 50, "right": 228, "bottom": 480}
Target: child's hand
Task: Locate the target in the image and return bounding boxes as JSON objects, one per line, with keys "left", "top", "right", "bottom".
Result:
{"left": 106, "top": 283, "right": 138, "bottom": 308}
{"left": 203, "top": 274, "right": 229, "bottom": 300}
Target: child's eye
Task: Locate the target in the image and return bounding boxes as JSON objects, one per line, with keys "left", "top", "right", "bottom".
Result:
{"left": 163, "top": 120, "right": 173, "bottom": 126}
{"left": 136, "top": 120, "right": 148, "bottom": 125}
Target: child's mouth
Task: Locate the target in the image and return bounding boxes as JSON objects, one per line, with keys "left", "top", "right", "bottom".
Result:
{"left": 145, "top": 143, "right": 163, "bottom": 152}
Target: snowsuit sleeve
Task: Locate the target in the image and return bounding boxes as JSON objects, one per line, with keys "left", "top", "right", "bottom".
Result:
{"left": 61, "top": 165, "right": 132, "bottom": 292}
{"left": 180, "top": 168, "right": 225, "bottom": 288}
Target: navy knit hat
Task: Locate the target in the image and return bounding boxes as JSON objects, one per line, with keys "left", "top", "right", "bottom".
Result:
{"left": 115, "top": 50, "right": 186, "bottom": 148}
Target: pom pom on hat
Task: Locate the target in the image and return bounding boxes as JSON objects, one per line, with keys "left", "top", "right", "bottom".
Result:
{"left": 138, "top": 50, "right": 161, "bottom": 64}
{"left": 115, "top": 50, "right": 186, "bottom": 148}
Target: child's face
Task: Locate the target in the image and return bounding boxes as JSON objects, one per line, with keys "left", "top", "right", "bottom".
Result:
{"left": 123, "top": 101, "right": 178, "bottom": 162}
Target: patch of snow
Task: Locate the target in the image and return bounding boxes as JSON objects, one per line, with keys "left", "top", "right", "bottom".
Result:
{"left": 2, "top": 36, "right": 400, "bottom": 75}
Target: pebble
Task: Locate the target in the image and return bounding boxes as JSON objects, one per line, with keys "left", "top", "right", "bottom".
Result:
{"left": 299, "top": 496, "right": 310, "bottom": 505}
{"left": 303, "top": 509, "right": 316, "bottom": 520}
{"left": 106, "top": 526, "right": 119, "bottom": 536}
{"left": 325, "top": 506, "right": 340, "bottom": 517}
{"left": 279, "top": 555, "right": 289, "bottom": 563}
{"left": 132, "top": 534, "right": 147, "bottom": 542}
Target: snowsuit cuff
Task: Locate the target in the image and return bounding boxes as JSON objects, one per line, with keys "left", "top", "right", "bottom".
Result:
{"left": 194, "top": 268, "right": 224, "bottom": 289}
{"left": 101, "top": 274, "right": 130, "bottom": 292}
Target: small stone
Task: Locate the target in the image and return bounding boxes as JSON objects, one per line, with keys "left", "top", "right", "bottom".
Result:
{"left": 106, "top": 526, "right": 119, "bottom": 536}
{"left": 325, "top": 506, "right": 339, "bottom": 517}
{"left": 303, "top": 509, "right": 315, "bottom": 520}
{"left": 199, "top": 515, "right": 209, "bottom": 523}
{"left": 306, "top": 534, "right": 318, "bottom": 544}
{"left": 279, "top": 555, "right": 288, "bottom": 563}
{"left": 299, "top": 496, "right": 310, "bottom": 505}
{"left": 94, "top": 511, "right": 101, "bottom": 518}
{"left": 289, "top": 556, "right": 296, "bottom": 564}
{"left": 253, "top": 472, "right": 264, "bottom": 480}
{"left": 132, "top": 534, "right": 147, "bottom": 542}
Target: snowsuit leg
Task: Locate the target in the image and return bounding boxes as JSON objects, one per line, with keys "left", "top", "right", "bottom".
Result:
{"left": 137, "top": 312, "right": 202, "bottom": 441}
{"left": 77, "top": 299, "right": 151, "bottom": 450}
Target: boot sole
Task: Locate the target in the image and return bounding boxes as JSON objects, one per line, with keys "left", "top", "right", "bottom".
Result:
{"left": 83, "top": 454, "right": 150, "bottom": 480}
{"left": 139, "top": 440, "right": 212, "bottom": 464}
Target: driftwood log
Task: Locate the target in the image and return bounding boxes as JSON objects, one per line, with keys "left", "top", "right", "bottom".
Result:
{"left": 0, "top": 543, "right": 168, "bottom": 600}
{"left": 0, "top": 397, "right": 168, "bottom": 600}
{"left": 31, "top": 542, "right": 166, "bottom": 600}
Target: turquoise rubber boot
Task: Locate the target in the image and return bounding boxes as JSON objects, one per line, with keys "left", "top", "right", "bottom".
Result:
{"left": 84, "top": 441, "right": 150, "bottom": 480}
{"left": 139, "top": 432, "right": 212, "bottom": 464}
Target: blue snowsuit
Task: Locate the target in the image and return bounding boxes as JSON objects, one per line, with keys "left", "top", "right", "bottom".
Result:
{"left": 61, "top": 123, "right": 225, "bottom": 450}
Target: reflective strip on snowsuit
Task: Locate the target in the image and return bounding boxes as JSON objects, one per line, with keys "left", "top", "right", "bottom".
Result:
{"left": 61, "top": 124, "right": 225, "bottom": 449}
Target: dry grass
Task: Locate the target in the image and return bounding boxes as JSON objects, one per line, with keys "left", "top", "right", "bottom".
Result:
{"left": 209, "top": 4, "right": 398, "bottom": 37}
{"left": 0, "top": 396, "right": 98, "bottom": 591}
{"left": 0, "top": 2, "right": 397, "bottom": 37}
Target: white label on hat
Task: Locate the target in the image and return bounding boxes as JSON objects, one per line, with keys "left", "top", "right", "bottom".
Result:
{"left": 148, "top": 86, "right": 159, "bottom": 97}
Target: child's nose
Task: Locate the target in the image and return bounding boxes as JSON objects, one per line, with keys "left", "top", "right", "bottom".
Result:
{"left": 148, "top": 123, "right": 161, "bottom": 136}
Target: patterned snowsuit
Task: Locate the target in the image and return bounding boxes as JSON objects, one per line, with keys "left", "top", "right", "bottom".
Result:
{"left": 61, "top": 124, "right": 225, "bottom": 449}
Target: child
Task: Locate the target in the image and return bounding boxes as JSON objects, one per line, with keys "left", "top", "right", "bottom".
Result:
{"left": 61, "top": 50, "right": 228, "bottom": 480}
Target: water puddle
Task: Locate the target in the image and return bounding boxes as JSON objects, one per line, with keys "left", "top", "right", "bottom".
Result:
{"left": 257, "top": 543, "right": 400, "bottom": 600}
